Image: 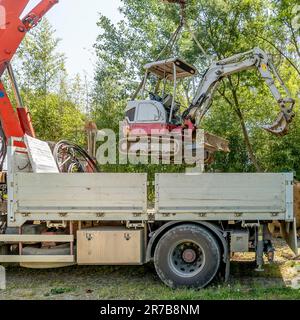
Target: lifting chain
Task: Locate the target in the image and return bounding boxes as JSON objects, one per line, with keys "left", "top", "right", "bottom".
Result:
{"left": 131, "top": 0, "right": 210, "bottom": 100}
{"left": 159, "top": 0, "right": 211, "bottom": 60}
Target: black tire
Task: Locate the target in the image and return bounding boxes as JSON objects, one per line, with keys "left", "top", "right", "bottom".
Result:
{"left": 154, "top": 224, "right": 221, "bottom": 288}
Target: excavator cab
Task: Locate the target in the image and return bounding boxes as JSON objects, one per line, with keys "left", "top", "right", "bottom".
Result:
{"left": 122, "top": 58, "right": 230, "bottom": 164}
{"left": 125, "top": 57, "right": 197, "bottom": 127}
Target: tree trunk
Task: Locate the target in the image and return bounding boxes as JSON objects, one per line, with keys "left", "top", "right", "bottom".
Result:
{"left": 235, "top": 107, "right": 262, "bottom": 172}
{"left": 228, "top": 77, "right": 262, "bottom": 172}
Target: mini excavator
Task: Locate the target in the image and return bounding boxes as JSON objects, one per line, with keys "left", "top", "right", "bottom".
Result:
{"left": 121, "top": 0, "right": 295, "bottom": 164}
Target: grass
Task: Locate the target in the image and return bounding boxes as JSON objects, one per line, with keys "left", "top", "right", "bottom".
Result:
{"left": 44, "top": 287, "right": 75, "bottom": 296}
{"left": 0, "top": 240, "right": 299, "bottom": 300}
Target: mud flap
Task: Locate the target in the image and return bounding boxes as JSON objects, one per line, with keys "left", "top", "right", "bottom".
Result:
{"left": 281, "top": 218, "right": 298, "bottom": 255}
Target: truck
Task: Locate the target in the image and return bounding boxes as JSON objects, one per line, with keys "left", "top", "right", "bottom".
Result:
{"left": 0, "top": 135, "right": 298, "bottom": 288}
{"left": 0, "top": 0, "right": 298, "bottom": 289}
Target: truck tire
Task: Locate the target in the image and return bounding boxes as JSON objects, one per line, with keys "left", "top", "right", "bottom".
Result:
{"left": 154, "top": 224, "right": 221, "bottom": 288}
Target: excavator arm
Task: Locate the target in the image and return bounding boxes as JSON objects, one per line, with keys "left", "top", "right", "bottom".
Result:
{"left": 183, "top": 47, "right": 295, "bottom": 136}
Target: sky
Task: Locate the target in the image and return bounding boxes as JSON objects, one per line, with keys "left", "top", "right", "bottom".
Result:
{"left": 25, "top": 0, "right": 123, "bottom": 79}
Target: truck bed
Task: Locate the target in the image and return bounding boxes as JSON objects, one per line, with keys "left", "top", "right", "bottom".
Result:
{"left": 155, "top": 173, "right": 293, "bottom": 221}
{"left": 8, "top": 173, "right": 148, "bottom": 226}
{"left": 8, "top": 171, "right": 294, "bottom": 226}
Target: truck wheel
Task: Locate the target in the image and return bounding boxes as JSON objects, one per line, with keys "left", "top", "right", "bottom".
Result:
{"left": 154, "top": 224, "right": 221, "bottom": 288}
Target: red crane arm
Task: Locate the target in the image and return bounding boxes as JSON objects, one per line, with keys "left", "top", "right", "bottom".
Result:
{"left": 22, "top": 0, "right": 58, "bottom": 30}
{"left": 0, "top": 0, "right": 58, "bottom": 145}
{"left": 0, "top": 0, "right": 58, "bottom": 76}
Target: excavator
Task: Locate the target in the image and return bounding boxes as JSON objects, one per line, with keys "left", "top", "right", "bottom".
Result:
{"left": 0, "top": 0, "right": 296, "bottom": 168}
{"left": 121, "top": 0, "right": 296, "bottom": 164}
{"left": 122, "top": 49, "right": 295, "bottom": 163}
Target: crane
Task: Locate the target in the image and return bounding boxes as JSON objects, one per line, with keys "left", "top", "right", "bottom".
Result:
{"left": 0, "top": 0, "right": 98, "bottom": 173}
{"left": 0, "top": 0, "right": 58, "bottom": 151}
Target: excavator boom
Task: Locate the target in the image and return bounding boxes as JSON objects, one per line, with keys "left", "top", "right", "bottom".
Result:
{"left": 183, "top": 47, "right": 295, "bottom": 136}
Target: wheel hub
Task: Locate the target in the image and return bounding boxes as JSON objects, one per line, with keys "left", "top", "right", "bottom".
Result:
{"left": 182, "top": 248, "right": 196, "bottom": 263}
{"left": 169, "top": 241, "right": 205, "bottom": 277}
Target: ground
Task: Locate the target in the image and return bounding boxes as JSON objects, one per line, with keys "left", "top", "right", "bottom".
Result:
{"left": 0, "top": 239, "right": 299, "bottom": 300}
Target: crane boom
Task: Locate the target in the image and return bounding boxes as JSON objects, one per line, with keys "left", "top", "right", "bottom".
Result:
{"left": 183, "top": 47, "right": 295, "bottom": 136}
{"left": 0, "top": 0, "right": 58, "bottom": 76}
{"left": 22, "top": 0, "right": 58, "bottom": 30}
{"left": 0, "top": 0, "right": 58, "bottom": 147}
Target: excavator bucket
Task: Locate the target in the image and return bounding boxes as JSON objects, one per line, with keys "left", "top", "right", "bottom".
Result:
{"left": 262, "top": 112, "right": 289, "bottom": 136}
{"left": 262, "top": 98, "right": 295, "bottom": 136}
{"left": 204, "top": 132, "right": 230, "bottom": 153}
{"left": 263, "top": 110, "right": 294, "bottom": 136}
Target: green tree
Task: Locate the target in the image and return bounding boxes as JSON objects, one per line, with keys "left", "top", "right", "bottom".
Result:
{"left": 14, "top": 18, "right": 85, "bottom": 144}
{"left": 18, "top": 18, "right": 65, "bottom": 94}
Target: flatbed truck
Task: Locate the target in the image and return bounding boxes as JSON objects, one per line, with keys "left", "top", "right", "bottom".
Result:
{"left": 0, "top": 137, "right": 298, "bottom": 288}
